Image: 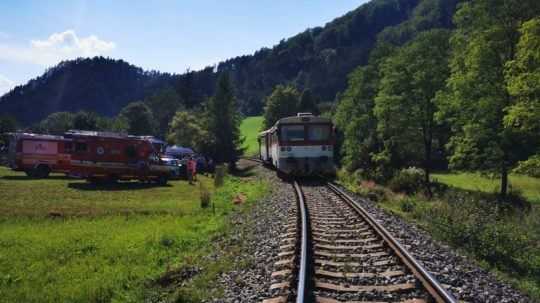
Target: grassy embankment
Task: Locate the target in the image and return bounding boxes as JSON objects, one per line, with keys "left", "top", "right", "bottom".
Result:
{"left": 0, "top": 166, "right": 267, "bottom": 302}
{"left": 240, "top": 116, "right": 263, "bottom": 156}
{"left": 338, "top": 171, "right": 540, "bottom": 300}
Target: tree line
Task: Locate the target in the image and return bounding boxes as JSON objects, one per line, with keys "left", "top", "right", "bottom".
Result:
{"left": 0, "top": 74, "right": 242, "bottom": 167}
{"left": 334, "top": 0, "right": 540, "bottom": 198}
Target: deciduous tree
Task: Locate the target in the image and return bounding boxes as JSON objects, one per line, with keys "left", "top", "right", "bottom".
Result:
{"left": 375, "top": 29, "right": 451, "bottom": 194}
{"left": 263, "top": 85, "right": 300, "bottom": 129}
{"left": 118, "top": 102, "right": 155, "bottom": 136}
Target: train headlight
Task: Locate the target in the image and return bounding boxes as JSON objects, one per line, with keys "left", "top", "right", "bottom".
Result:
{"left": 287, "top": 146, "right": 292, "bottom": 152}
{"left": 328, "top": 145, "right": 333, "bottom": 151}
{"left": 321, "top": 146, "right": 326, "bottom": 151}
{"left": 280, "top": 147, "right": 286, "bottom": 152}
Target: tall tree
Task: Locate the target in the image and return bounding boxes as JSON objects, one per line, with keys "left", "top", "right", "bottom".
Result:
{"left": 334, "top": 44, "right": 394, "bottom": 179}
{"left": 73, "top": 111, "right": 98, "bottom": 131}
{"left": 375, "top": 29, "right": 451, "bottom": 194}
{"left": 298, "top": 89, "right": 319, "bottom": 115}
{"left": 263, "top": 85, "right": 300, "bottom": 129}
{"left": 440, "top": 0, "right": 540, "bottom": 198}
{"left": 206, "top": 73, "right": 243, "bottom": 165}
{"left": 40, "top": 112, "right": 74, "bottom": 135}
{"left": 167, "top": 110, "right": 212, "bottom": 154}
{"left": 145, "top": 87, "right": 182, "bottom": 138}
{"left": 118, "top": 102, "right": 155, "bottom": 136}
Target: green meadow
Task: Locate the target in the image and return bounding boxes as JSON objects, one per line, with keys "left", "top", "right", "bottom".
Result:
{"left": 432, "top": 172, "right": 540, "bottom": 204}
{"left": 240, "top": 116, "right": 264, "bottom": 156}
{"left": 0, "top": 167, "right": 267, "bottom": 302}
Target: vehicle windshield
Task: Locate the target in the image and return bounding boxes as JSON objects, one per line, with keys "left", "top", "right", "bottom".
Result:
{"left": 307, "top": 125, "right": 331, "bottom": 141}
{"left": 281, "top": 125, "right": 305, "bottom": 141}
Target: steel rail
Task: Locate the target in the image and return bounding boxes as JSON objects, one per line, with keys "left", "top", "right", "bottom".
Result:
{"left": 293, "top": 181, "right": 308, "bottom": 303}
{"left": 326, "top": 182, "right": 457, "bottom": 303}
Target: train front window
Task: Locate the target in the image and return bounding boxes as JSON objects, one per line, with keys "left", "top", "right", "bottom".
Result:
{"left": 308, "top": 125, "right": 331, "bottom": 141}
{"left": 281, "top": 125, "right": 305, "bottom": 141}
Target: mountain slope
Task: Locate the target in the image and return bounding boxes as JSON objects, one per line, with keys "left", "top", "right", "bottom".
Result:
{"left": 0, "top": 0, "right": 459, "bottom": 125}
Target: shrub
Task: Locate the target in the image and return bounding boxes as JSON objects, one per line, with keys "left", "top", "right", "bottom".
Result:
{"left": 199, "top": 183, "right": 211, "bottom": 209}
{"left": 400, "top": 198, "right": 416, "bottom": 213}
{"left": 388, "top": 167, "right": 425, "bottom": 194}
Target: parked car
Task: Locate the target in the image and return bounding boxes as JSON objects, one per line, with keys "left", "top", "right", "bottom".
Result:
{"left": 160, "top": 157, "right": 186, "bottom": 180}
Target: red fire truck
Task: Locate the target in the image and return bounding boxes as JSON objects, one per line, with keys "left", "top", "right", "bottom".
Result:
{"left": 65, "top": 130, "right": 173, "bottom": 184}
{"left": 6, "top": 133, "right": 72, "bottom": 178}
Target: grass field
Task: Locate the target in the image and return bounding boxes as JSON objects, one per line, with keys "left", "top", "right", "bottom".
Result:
{"left": 240, "top": 116, "right": 263, "bottom": 156}
{"left": 0, "top": 167, "right": 267, "bottom": 302}
{"left": 432, "top": 172, "right": 540, "bottom": 204}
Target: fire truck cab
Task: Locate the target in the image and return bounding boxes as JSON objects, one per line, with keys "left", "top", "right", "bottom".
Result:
{"left": 6, "top": 133, "right": 72, "bottom": 178}
{"left": 65, "top": 130, "right": 172, "bottom": 185}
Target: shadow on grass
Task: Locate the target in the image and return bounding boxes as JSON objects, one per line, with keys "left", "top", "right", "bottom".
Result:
{"left": 230, "top": 165, "right": 256, "bottom": 178}
{"left": 68, "top": 181, "right": 172, "bottom": 191}
{"left": 2, "top": 175, "right": 73, "bottom": 181}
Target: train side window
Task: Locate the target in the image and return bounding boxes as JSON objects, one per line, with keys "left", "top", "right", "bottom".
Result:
{"left": 75, "top": 142, "right": 87, "bottom": 153}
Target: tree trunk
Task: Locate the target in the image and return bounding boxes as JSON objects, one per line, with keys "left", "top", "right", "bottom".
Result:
{"left": 500, "top": 162, "right": 508, "bottom": 198}
{"left": 423, "top": 127, "right": 433, "bottom": 199}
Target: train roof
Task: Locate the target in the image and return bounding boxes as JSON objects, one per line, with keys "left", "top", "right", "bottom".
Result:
{"left": 276, "top": 114, "right": 331, "bottom": 125}
{"left": 259, "top": 114, "right": 332, "bottom": 136}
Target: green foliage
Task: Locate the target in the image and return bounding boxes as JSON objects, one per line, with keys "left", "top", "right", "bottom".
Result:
{"left": 388, "top": 167, "right": 425, "bottom": 195}
{"left": 199, "top": 182, "right": 211, "bottom": 209}
{"left": 206, "top": 73, "right": 243, "bottom": 164}
{"left": 505, "top": 17, "right": 540, "bottom": 134}
{"left": 375, "top": 29, "right": 451, "bottom": 187}
{"left": 0, "top": 115, "right": 17, "bottom": 134}
{"left": 399, "top": 198, "right": 416, "bottom": 213}
{"left": 39, "top": 112, "right": 74, "bottom": 135}
{"left": 118, "top": 101, "right": 155, "bottom": 136}
{"left": 145, "top": 87, "right": 183, "bottom": 138}
{"left": 424, "top": 190, "right": 539, "bottom": 282}
{"left": 439, "top": 0, "right": 540, "bottom": 197}
{"left": 72, "top": 111, "right": 98, "bottom": 131}
{"left": 167, "top": 110, "right": 211, "bottom": 153}
{"left": 513, "top": 155, "right": 540, "bottom": 178}
{"left": 298, "top": 89, "right": 319, "bottom": 115}
{"left": 263, "top": 85, "right": 300, "bottom": 128}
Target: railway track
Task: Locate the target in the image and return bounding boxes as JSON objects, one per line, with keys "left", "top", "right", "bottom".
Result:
{"left": 264, "top": 180, "right": 456, "bottom": 303}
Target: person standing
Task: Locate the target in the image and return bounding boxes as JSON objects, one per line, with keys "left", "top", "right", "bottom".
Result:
{"left": 187, "top": 156, "right": 196, "bottom": 184}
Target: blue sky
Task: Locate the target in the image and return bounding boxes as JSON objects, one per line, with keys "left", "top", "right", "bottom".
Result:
{"left": 0, "top": 0, "right": 368, "bottom": 95}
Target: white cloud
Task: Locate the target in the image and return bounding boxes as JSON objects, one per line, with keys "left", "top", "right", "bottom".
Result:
{"left": 0, "top": 30, "right": 116, "bottom": 66}
{"left": 0, "top": 74, "right": 15, "bottom": 96}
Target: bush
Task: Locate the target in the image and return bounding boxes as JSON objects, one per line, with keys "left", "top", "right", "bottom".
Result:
{"left": 388, "top": 167, "right": 425, "bottom": 194}
{"left": 199, "top": 183, "right": 211, "bottom": 209}
{"left": 400, "top": 198, "right": 416, "bottom": 213}
{"left": 424, "top": 190, "right": 538, "bottom": 277}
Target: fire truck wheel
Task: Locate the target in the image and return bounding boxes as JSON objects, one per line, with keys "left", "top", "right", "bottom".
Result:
{"left": 35, "top": 165, "right": 51, "bottom": 178}
{"left": 157, "top": 175, "right": 168, "bottom": 186}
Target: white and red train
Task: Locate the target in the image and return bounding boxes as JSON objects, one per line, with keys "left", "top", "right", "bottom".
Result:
{"left": 258, "top": 113, "right": 335, "bottom": 176}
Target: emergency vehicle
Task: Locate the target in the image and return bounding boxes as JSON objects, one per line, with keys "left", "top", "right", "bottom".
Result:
{"left": 65, "top": 130, "right": 173, "bottom": 184}
{"left": 6, "top": 133, "right": 72, "bottom": 178}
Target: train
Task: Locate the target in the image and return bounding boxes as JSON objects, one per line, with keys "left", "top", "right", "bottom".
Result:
{"left": 258, "top": 113, "right": 335, "bottom": 176}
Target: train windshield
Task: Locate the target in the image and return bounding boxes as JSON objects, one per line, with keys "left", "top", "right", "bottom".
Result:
{"left": 307, "top": 125, "right": 331, "bottom": 141}
{"left": 281, "top": 125, "right": 305, "bottom": 141}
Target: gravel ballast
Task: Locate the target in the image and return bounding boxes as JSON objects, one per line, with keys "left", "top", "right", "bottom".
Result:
{"left": 211, "top": 162, "right": 530, "bottom": 302}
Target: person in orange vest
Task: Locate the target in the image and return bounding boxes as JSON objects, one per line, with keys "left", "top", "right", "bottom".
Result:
{"left": 187, "top": 156, "right": 197, "bottom": 184}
